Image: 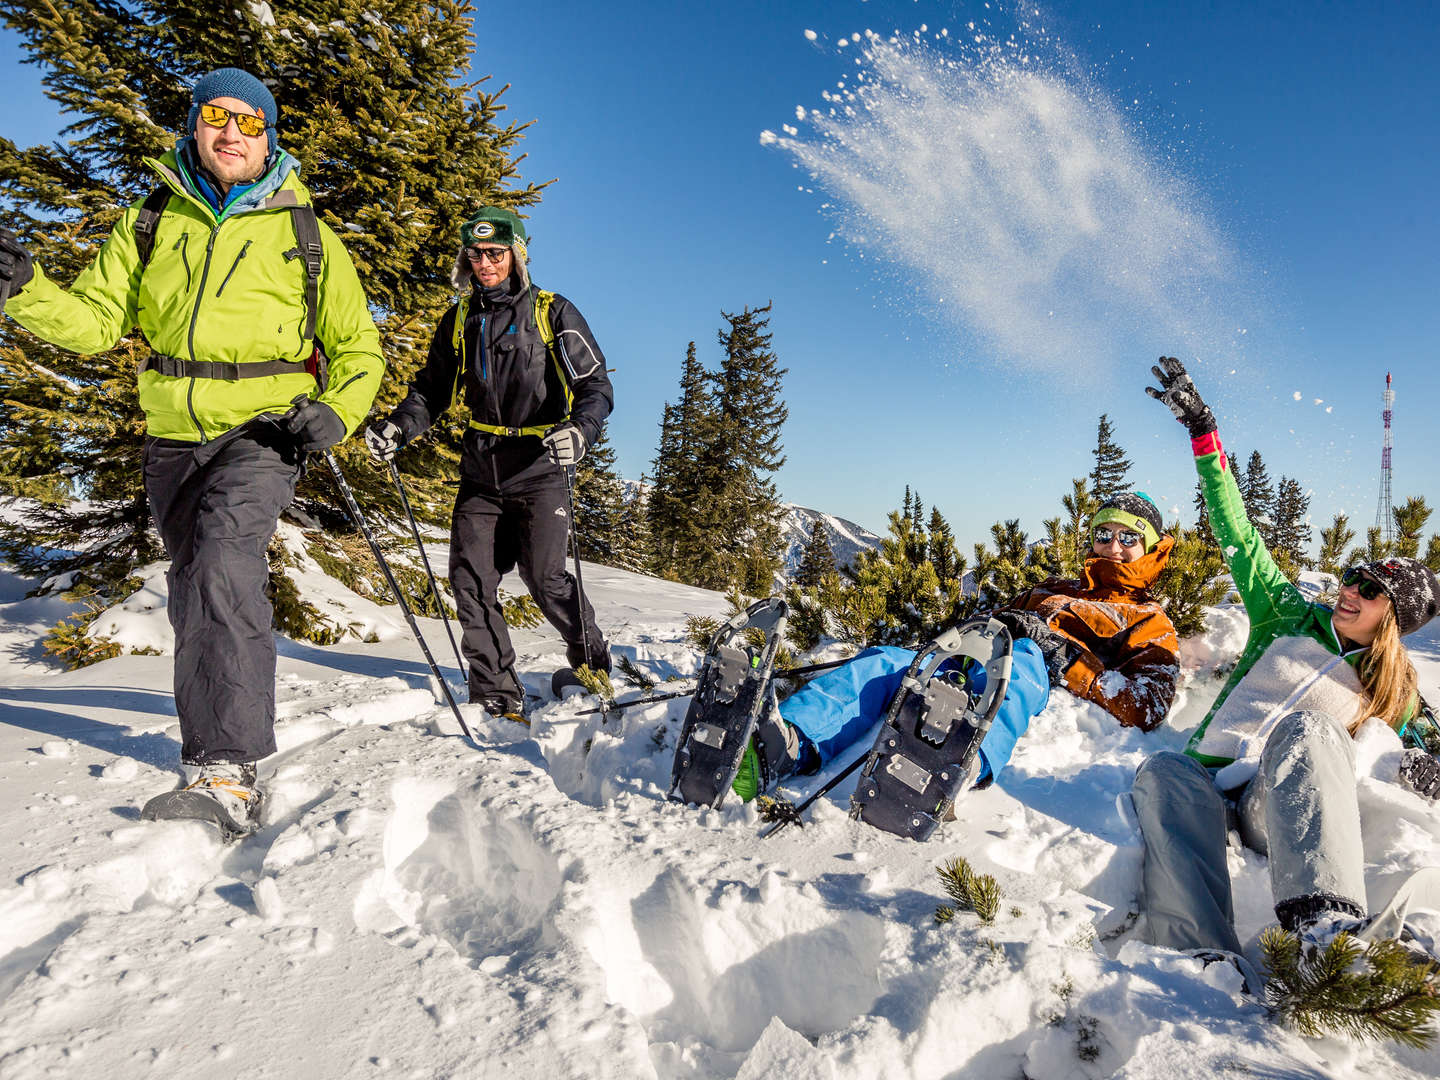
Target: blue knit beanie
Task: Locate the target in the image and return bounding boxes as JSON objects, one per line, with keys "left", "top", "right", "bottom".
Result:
{"left": 187, "top": 68, "right": 279, "bottom": 157}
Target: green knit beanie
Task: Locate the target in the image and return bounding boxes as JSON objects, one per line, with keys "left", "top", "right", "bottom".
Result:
{"left": 460, "top": 206, "right": 528, "bottom": 249}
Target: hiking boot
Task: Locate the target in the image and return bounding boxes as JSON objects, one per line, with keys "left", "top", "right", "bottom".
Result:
{"left": 141, "top": 761, "right": 264, "bottom": 838}
{"left": 478, "top": 694, "right": 528, "bottom": 725}
{"left": 1186, "top": 948, "right": 1260, "bottom": 995}
{"left": 731, "top": 701, "right": 819, "bottom": 803}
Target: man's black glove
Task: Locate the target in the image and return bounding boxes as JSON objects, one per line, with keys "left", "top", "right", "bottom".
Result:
{"left": 281, "top": 397, "right": 346, "bottom": 452}
{"left": 991, "top": 610, "right": 1079, "bottom": 684}
{"left": 1398, "top": 748, "right": 1440, "bottom": 800}
{"left": 0, "top": 229, "right": 35, "bottom": 310}
{"left": 1145, "top": 356, "right": 1216, "bottom": 438}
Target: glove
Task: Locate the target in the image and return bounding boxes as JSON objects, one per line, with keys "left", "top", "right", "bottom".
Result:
{"left": 281, "top": 397, "right": 346, "bottom": 452}
{"left": 364, "top": 419, "right": 404, "bottom": 464}
{"left": 1398, "top": 748, "right": 1440, "bottom": 800}
{"left": 991, "top": 609, "right": 1079, "bottom": 684}
{"left": 541, "top": 422, "right": 586, "bottom": 467}
{"left": 1145, "top": 356, "right": 1216, "bottom": 438}
{"left": 0, "top": 229, "right": 35, "bottom": 308}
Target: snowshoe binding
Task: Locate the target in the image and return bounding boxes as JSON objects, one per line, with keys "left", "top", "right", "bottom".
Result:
{"left": 668, "top": 597, "right": 788, "bottom": 809}
{"left": 849, "top": 618, "right": 1012, "bottom": 841}
{"left": 141, "top": 762, "right": 265, "bottom": 841}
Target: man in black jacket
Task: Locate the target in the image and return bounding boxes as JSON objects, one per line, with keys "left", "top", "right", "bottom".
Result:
{"left": 365, "top": 207, "right": 614, "bottom": 719}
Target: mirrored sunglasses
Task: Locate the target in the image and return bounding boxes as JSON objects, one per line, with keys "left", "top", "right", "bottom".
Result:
{"left": 1340, "top": 566, "right": 1386, "bottom": 601}
{"left": 463, "top": 245, "right": 510, "bottom": 264}
{"left": 198, "top": 103, "right": 269, "bottom": 138}
{"left": 1093, "top": 526, "right": 1144, "bottom": 549}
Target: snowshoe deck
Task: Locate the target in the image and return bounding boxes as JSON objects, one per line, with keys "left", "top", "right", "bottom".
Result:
{"left": 141, "top": 787, "right": 264, "bottom": 842}
{"left": 849, "top": 618, "right": 1012, "bottom": 841}
{"left": 668, "top": 597, "right": 788, "bottom": 809}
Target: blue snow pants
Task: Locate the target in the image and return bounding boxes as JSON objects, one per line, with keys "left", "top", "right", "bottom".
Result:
{"left": 777, "top": 639, "right": 1050, "bottom": 784}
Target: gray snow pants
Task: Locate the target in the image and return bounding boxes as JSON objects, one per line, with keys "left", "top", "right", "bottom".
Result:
{"left": 144, "top": 427, "right": 300, "bottom": 764}
{"left": 1132, "top": 710, "right": 1367, "bottom": 952}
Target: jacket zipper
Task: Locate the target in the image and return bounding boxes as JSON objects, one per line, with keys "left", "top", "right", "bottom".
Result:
{"left": 214, "top": 240, "right": 251, "bottom": 297}
{"left": 174, "top": 234, "right": 192, "bottom": 289}
{"left": 185, "top": 225, "right": 223, "bottom": 442}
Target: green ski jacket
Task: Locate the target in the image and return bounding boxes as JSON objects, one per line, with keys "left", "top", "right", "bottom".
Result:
{"left": 1185, "top": 431, "right": 1430, "bottom": 765}
{"left": 6, "top": 149, "right": 383, "bottom": 442}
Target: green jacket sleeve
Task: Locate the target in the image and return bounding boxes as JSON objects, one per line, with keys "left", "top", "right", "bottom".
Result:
{"left": 5, "top": 206, "right": 144, "bottom": 354}
{"left": 1193, "top": 432, "right": 1305, "bottom": 633}
{"left": 311, "top": 222, "right": 384, "bottom": 438}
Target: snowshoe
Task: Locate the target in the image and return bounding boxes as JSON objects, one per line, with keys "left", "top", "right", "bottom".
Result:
{"left": 849, "top": 618, "right": 1012, "bottom": 841}
{"left": 141, "top": 762, "right": 265, "bottom": 841}
{"left": 478, "top": 694, "right": 530, "bottom": 726}
{"left": 668, "top": 597, "right": 788, "bottom": 809}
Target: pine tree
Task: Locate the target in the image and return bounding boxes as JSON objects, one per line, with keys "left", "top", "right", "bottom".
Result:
{"left": 646, "top": 342, "right": 714, "bottom": 580}
{"left": 1152, "top": 527, "right": 1229, "bottom": 637}
{"left": 976, "top": 519, "right": 1049, "bottom": 608}
{"left": 1392, "top": 496, "right": 1432, "bottom": 560}
{"left": 795, "top": 520, "right": 837, "bottom": 587}
{"left": 1059, "top": 478, "right": 1101, "bottom": 576}
{"left": 1317, "top": 513, "right": 1356, "bottom": 578}
{"left": 1193, "top": 478, "right": 1216, "bottom": 548}
{"left": 927, "top": 507, "right": 966, "bottom": 585}
{"left": 1424, "top": 535, "right": 1440, "bottom": 574}
{"left": 1088, "top": 414, "right": 1133, "bottom": 502}
{"left": 1240, "top": 450, "right": 1276, "bottom": 545}
{"left": 0, "top": 0, "right": 542, "bottom": 599}
{"left": 686, "top": 304, "right": 788, "bottom": 595}
{"left": 1346, "top": 526, "right": 1390, "bottom": 567}
{"left": 844, "top": 504, "right": 961, "bottom": 644}
{"left": 1269, "top": 476, "right": 1312, "bottom": 581}
{"left": 571, "top": 425, "right": 628, "bottom": 567}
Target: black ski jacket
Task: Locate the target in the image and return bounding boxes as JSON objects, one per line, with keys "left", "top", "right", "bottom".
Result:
{"left": 391, "top": 279, "right": 614, "bottom": 458}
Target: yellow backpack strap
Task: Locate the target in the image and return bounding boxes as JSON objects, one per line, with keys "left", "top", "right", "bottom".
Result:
{"left": 449, "top": 294, "right": 469, "bottom": 407}
{"left": 533, "top": 289, "right": 574, "bottom": 417}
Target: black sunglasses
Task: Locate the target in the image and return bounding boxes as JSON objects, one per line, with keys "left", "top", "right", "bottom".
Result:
{"left": 1093, "top": 526, "right": 1143, "bottom": 549}
{"left": 463, "top": 245, "right": 509, "bottom": 264}
{"left": 1340, "top": 566, "right": 1386, "bottom": 601}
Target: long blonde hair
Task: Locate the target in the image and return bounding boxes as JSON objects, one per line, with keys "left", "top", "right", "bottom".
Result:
{"left": 1352, "top": 605, "right": 1419, "bottom": 734}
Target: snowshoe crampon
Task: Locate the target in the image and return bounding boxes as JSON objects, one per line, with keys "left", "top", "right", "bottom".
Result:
{"left": 668, "top": 597, "right": 788, "bottom": 809}
{"left": 849, "top": 618, "right": 1012, "bottom": 841}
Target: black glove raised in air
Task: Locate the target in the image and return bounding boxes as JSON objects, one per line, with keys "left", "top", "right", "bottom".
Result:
{"left": 1145, "top": 356, "right": 1217, "bottom": 438}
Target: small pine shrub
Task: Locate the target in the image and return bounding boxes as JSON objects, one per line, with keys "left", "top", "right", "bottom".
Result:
{"left": 500, "top": 591, "right": 544, "bottom": 630}
{"left": 933, "top": 856, "right": 1004, "bottom": 925}
{"left": 1261, "top": 926, "right": 1440, "bottom": 1048}
{"left": 617, "top": 655, "right": 656, "bottom": 692}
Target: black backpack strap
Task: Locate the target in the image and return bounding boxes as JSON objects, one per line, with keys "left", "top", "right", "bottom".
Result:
{"left": 133, "top": 185, "right": 173, "bottom": 267}
{"left": 287, "top": 205, "right": 324, "bottom": 341}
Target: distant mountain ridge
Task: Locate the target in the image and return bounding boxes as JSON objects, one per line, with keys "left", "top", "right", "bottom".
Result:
{"left": 779, "top": 504, "right": 882, "bottom": 579}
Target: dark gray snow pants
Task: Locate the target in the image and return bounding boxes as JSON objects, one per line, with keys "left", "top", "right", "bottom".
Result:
{"left": 144, "top": 427, "right": 300, "bottom": 764}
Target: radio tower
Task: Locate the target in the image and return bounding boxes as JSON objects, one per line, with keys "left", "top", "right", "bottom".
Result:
{"left": 1374, "top": 371, "right": 1394, "bottom": 545}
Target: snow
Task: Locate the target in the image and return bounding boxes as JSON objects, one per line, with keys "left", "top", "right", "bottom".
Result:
{"left": 1, "top": 554, "right": 1439, "bottom": 1078}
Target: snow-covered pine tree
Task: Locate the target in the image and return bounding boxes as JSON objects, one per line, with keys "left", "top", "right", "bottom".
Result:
{"left": 1088, "top": 413, "right": 1133, "bottom": 502}
{"left": 0, "top": 0, "right": 542, "bottom": 597}
{"left": 1317, "top": 513, "right": 1356, "bottom": 578}
{"left": 795, "top": 520, "right": 837, "bottom": 587}
{"left": 1391, "top": 496, "right": 1432, "bottom": 560}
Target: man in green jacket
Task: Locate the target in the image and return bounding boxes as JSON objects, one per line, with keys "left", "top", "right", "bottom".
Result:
{"left": 0, "top": 68, "right": 384, "bottom": 837}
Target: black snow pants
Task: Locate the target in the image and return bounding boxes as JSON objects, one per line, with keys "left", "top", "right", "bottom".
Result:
{"left": 143, "top": 425, "right": 300, "bottom": 764}
{"left": 450, "top": 435, "right": 603, "bottom": 703}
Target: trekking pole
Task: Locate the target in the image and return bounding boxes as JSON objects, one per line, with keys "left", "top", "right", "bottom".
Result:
{"left": 387, "top": 460, "right": 467, "bottom": 679}
{"left": 759, "top": 747, "right": 871, "bottom": 840}
{"left": 573, "top": 655, "right": 854, "bottom": 718}
{"left": 322, "top": 449, "right": 475, "bottom": 744}
{"left": 561, "top": 463, "right": 609, "bottom": 724}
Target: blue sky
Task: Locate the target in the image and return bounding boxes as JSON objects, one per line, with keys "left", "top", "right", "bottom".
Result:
{"left": 4, "top": 1, "right": 1438, "bottom": 553}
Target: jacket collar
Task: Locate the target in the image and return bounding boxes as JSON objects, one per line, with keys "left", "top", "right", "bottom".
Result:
{"left": 1079, "top": 533, "right": 1174, "bottom": 596}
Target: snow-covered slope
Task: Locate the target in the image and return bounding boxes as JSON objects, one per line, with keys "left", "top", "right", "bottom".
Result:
{"left": 780, "top": 504, "right": 882, "bottom": 576}
{"left": 1, "top": 557, "right": 1438, "bottom": 1079}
